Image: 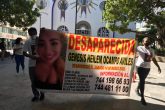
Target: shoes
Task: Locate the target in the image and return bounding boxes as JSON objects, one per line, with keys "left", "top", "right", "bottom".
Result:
{"left": 135, "top": 88, "right": 141, "bottom": 96}
{"left": 141, "top": 98, "right": 147, "bottom": 105}
{"left": 39, "top": 92, "right": 45, "bottom": 101}
{"left": 31, "top": 92, "right": 45, "bottom": 102}
{"left": 31, "top": 97, "right": 39, "bottom": 102}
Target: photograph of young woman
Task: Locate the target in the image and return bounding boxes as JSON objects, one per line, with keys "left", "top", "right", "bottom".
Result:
{"left": 35, "top": 28, "right": 67, "bottom": 90}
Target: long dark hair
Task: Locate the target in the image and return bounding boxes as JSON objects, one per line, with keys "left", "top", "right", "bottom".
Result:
{"left": 15, "top": 38, "right": 22, "bottom": 44}
{"left": 28, "top": 27, "right": 37, "bottom": 36}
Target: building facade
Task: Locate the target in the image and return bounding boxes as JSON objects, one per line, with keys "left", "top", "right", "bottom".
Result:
{"left": 0, "top": 26, "right": 27, "bottom": 50}
{"left": 53, "top": 0, "right": 136, "bottom": 38}
{"left": 32, "top": 0, "right": 52, "bottom": 34}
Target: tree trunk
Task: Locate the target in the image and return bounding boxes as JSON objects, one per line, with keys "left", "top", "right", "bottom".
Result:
{"left": 157, "top": 27, "right": 165, "bottom": 48}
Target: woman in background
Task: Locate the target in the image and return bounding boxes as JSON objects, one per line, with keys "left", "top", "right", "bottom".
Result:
{"left": 13, "top": 37, "right": 25, "bottom": 75}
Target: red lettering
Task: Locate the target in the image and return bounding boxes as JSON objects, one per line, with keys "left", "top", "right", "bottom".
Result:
{"left": 81, "top": 36, "right": 86, "bottom": 51}
{"left": 116, "top": 39, "right": 121, "bottom": 54}
{"left": 128, "top": 40, "right": 135, "bottom": 55}
{"left": 68, "top": 34, "right": 75, "bottom": 49}
{"left": 104, "top": 39, "right": 110, "bottom": 53}
{"left": 110, "top": 39, "right": 115, "bottom": 54}
{"left": 93, "top": 38, "right": 98, "bottom": 52}
{"left": 124, "top": 40, "right": 130, "bottom": 54}
{"left": 98, "top": 39, "right": 103, "bottom": 52}
{"left": 86, "top": 38, "right": 93, "bottom": 52}
{"left": 75, "top": 35, "right": 81, "bottom": 50}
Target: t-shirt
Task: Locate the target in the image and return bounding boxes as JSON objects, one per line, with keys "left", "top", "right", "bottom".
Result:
{"left": 23, "top": 36, "right": 38, "bottom": 67}
{"left": 136, "top": 46, "right": 155, "bottom": 68}
{"left": 13, "top": 44, "right": 24, "bottom": 55}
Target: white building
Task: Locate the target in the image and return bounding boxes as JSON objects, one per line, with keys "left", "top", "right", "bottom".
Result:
{"left": 53, "top": 0, "right": 136, "bottom": 38}
{"left": 32, "top": 0, "right": 53, "bottom": 34}
{"left": 33, "top": 0, "right": 136, "bottom": 38}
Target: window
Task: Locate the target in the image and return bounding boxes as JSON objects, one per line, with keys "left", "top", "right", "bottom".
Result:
{"left": 57, "top": 25, "right": 69, "bottom": 33}
{"left": 13, "top": 30, "right": 18, "bottom": 35}
{"left": 76, "top": 21, "right": 91, "bottom": 36}
{"left": 99, "top": 1, "right": 106, "bottom": 11}
{"left": 0, "top": 27, "right": 2, "bottom": 32}
{"left": 76, "top": 29, "right": 90, "bottom": 35}
{"left": 2, "top": 27, "right": 8, "bottom": 33}
{"left": 8, "top": 28, "right": 13, "bottom": 34}
{"left": 97, "top": 27, "right": 109, "bottom": 38}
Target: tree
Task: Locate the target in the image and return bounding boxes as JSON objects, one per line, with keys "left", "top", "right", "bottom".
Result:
{"left": 103, "top": 0, "right": 165, "bottom": 47}
{"left": 0, "top": 0, "right": 40, "bottom": 30}
{"left": 136, "top": 25, "right": 157, "bottom": 47}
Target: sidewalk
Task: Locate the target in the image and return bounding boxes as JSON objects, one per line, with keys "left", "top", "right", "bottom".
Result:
{"left": 0, "top": 57, "right": 164, "bottom": 110}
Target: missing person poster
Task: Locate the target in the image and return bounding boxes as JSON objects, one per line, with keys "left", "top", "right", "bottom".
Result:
{"left": 35, "top": 29, "right": 136, "bottom": 96}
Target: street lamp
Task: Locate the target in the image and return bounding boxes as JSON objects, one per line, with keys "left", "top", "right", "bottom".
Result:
{"left": 39, "top": 12, "right": 48, "bottom": 28}
{"left": 75, "top": 0, "right": 78, "bottom": 34}
{"left": 51, "top": 0, "right": 56, "bottom": 29}
{"left": 36, "top": 0, "right": 47, "bottom": 29}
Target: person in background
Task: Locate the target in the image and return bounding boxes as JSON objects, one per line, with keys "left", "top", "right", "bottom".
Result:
{"left": 136, "top": 37, "right": 161, "bottom": 105}
{"left": 35, "top": 28, "right": 67, "bottom": 90}
{"left": 0, "top": 38, "right": 6, "bottom": 61}
{"left": 13, "top": 37, "right": 25, "bottom": 75}
{"left": 11, "top": 40, "right": 16, "bottom": 61}
{"left": 23, "top": 27, "right": 44, "bottom": 102}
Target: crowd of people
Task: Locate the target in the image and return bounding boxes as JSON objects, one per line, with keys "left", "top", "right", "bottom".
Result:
{"left": 0, "top": 27, "right": 162, "bottom": 106}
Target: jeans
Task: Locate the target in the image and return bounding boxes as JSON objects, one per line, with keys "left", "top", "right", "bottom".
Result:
{"left": 15, "top": 55, "right": 25, "bottom": 73}
{"left": 29, "top": 67, "right": 40, "bottom": 98}
{"left": 136, "top": 67, "right": 150, "bottom": 98}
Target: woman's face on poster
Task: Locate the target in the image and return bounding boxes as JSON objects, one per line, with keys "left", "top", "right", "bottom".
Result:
{"left": 37, "top": 31, "right": 62, "bottom": 64}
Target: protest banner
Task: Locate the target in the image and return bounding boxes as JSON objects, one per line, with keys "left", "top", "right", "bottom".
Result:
{"left": 35, "top": 29, "right": 136, "bottom": 96}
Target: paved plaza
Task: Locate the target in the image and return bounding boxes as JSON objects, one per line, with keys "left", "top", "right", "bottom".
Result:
{"left": 0, "top": 57, "right": 165, "bottom": 110}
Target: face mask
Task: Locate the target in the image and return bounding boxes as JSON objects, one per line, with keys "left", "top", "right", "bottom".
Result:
{"left": 145, "top": 42, "right": 150, "bottom": 46}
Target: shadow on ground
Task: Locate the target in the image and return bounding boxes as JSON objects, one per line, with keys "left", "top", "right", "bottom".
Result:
{"left": 145, "top": 95, "right": 165, "bottom": 104}
{"left": 30, "top": 94, "right": 165, "bottom": 110}
{"left": 0, "top": 57, "right": 165, "bottom": 110}
{"left": 146, "top": 81, "right": 165, "bottom": 87}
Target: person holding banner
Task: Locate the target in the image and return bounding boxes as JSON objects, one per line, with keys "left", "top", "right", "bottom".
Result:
{"left": 35, "top": 28, "right": 67, "bottom": 90}
{"left": 136, "top": 37, "right": 161, "bottom": 105}
{"left": 23, "top": 27, "right": 45, "bottom": 102}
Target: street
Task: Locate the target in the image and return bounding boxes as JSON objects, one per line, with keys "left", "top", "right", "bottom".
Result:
{"left": 0, "top": 57, "right": 165, "bottom": 110}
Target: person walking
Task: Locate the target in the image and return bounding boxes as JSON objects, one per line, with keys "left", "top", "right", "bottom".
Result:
{"left": 13, "top": 38, "right": 25, "bottom": 75}
{"left": 136, "top": 37, "right": 161, "bottom": 105}
{"left": 0, "top": 38, "right": 6, "bottom": 61}
{"left": 23, "top": 27, "right": 44, "bottom": 102}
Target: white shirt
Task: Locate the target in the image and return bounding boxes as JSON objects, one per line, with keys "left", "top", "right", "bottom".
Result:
{"left": 136, "top": 46, "right": 155, "bottom": 68}
{"left": 13, "top": 44, "right": 24, "bottom": 55}
{"left": 23, "top": 36, "right": 38, "bottom": 67}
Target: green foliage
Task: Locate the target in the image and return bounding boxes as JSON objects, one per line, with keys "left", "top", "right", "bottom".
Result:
{"left": 137, "top": 25, "right": 157, "bottom": 42}
{"left": 103, "top": 0, "right": 165, "bottom": 47}
{"left": 104, "top": 0, "right": 140, "bottom": 33}
{"left": 0, "top": 0, "right": 40, "bottom": 30}
{"left": 155, "top": 48, "right": 165, "bottom": 56}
